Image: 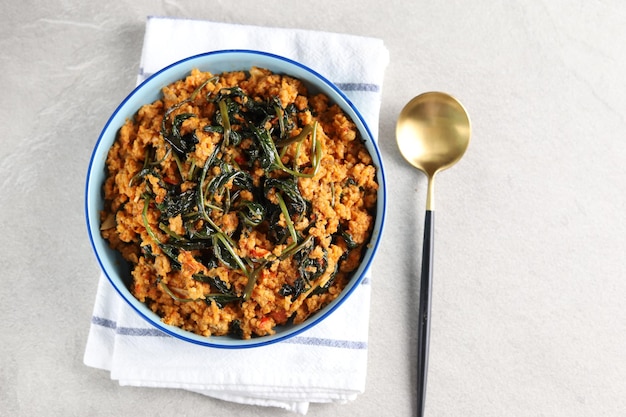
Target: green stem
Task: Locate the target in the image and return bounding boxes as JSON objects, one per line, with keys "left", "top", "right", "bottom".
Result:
{"left": 218, "top": 100, "right": 231, "bottom": 147}
{"left": 160, "top": 282, "right": 195, "bottom": 303}
{"left": 243, "top": 260, "right": 267, "bottom": 301}
{"left": 215, "top": 233, "right": 249, "bottom": 277}
{"left": 277, "top": 122, "right": 321, "bottom": 178}
{"left": 158, "top": 222, "right": 185, "bottom": 241}
{"left": 275, "top": 192, "right": 298, "bottom": 244}
{"left": 142, "top": 195, "right": 162, "bottom": 245}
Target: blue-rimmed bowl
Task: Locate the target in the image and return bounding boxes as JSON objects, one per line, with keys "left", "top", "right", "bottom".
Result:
{"left": 85, "top": 50, "right": 386, "bottom": 348}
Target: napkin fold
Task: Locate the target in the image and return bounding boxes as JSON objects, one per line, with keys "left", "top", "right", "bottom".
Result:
{"left": 84, "top": 16, "right": 388, "bottom": 415}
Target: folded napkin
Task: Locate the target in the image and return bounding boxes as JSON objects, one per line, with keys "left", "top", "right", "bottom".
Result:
{"left": 84, "top": 16, "right": 388, "bottom": 415}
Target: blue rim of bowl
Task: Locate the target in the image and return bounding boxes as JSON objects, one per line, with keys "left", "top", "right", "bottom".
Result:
{"left": 85, "top": 49, "right": 387, "bottom": 349}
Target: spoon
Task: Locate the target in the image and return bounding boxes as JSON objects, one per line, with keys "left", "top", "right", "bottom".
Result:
{"left": 396, "top": 92, "right": 471, "bottom": 416}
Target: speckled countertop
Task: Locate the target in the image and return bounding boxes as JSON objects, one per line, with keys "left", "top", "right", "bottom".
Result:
{"left": 2, "top": 1, "right": 626, "bottom": 416}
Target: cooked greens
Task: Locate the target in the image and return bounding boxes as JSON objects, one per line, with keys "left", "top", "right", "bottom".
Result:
{"left": 135, "top": 76, "right": 355, "bottom": 308}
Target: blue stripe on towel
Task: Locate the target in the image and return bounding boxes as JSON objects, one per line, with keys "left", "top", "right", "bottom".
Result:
{"left": 91, "top": 316, "right": 168, "bottom": 337}
{"left": 334, "top": 82, "right": 380, "bottom": 93}
{"left": 284, "top": 337, "right": 367, "bottom": 350}
{"left": 91, "top": 316, "right": 367, "bottom": 349}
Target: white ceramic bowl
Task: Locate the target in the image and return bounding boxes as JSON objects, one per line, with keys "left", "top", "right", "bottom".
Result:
{"left": 85, "top": 50, "right": 386, "bottom": 348}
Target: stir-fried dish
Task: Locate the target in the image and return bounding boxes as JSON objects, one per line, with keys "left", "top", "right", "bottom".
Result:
{"left": 101, "top": 67, "right": 378, "bottom": 339}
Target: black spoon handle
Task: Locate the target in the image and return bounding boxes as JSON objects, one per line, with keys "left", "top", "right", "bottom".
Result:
{"left": 417, "top": 209, "right": 434, "bottom": 416}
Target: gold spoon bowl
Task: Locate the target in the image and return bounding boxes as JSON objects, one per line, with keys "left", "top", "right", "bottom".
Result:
{"left": 397, "top": 92, "right": 471, "bottom": 210}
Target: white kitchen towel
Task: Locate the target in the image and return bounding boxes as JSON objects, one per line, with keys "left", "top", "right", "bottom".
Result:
{"left": 84, "top": 16, "right": 389, "bottom": 415}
